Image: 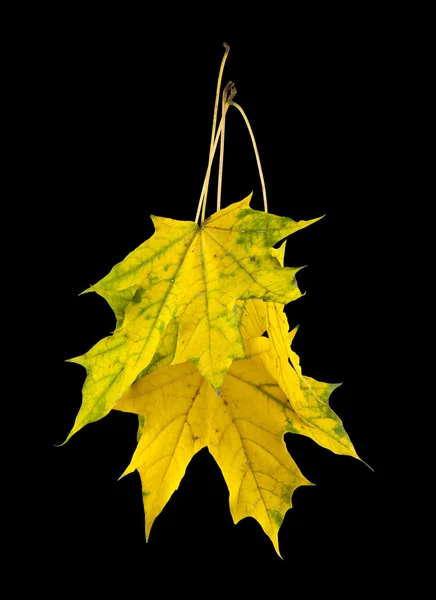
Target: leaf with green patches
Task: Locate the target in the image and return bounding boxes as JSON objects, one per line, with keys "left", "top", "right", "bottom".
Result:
{"left": 115, "top": 336, "right": 313, "bottom": 556}
{"left": 65, "top": 195, "right": 320, "bottom": 440}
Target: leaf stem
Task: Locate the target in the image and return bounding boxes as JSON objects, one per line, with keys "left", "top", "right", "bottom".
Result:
{"left": 194, "top": 116, "right": 225, "bottom": 224}
{"left": 227, "top": 100, "right": 268, "bottom": 213}
{"left": 217, "top": 82, "right": 236, "bottom": 212}
{"left": 200, "top": 42, "right": 230, "bottom": 225}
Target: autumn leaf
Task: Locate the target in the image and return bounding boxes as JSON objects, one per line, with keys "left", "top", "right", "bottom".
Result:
{"left": 116, "top": 336, "right": 313, "bottom": 556}
{"left": 64, "top": 196, "right": 320, "bottom": 442}
{"left": 112, "top": 298, "right": 360, "bottom": 555}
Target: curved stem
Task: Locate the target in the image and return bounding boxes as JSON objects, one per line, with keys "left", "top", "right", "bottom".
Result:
{"left": 227, "top": 100, "right": 268, "bottom": 213}
{"left": 200, "top": 42, "right": 230, "bottom": 224}
{"left": 217, "top": 82, "right": 236, "bottom": 212}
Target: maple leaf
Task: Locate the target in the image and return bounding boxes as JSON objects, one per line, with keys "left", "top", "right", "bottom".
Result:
{"left": 65, "top": 196, "right": 320, "bottom": 442}
{"left": 114, "top": 305, "right": 359, "bottom": 556}
{"left": 116, "top": 336, "right": 313, "bottom": 557}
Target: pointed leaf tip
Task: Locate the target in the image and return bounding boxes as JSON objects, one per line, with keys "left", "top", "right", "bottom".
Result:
{"left": 54, "top": 429, "right": 75, "bottom": 447}
{"left": 65, "top": 355, "right": 86, "bottom": 367}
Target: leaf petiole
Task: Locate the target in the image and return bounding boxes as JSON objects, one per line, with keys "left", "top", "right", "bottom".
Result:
{"left": 195, "top": 43, "right": 269, "bottom": 223}
{"left": 194, "top": 115, "right": 225, "bottom": 224}
{"left": 227, "top": 100, "right": 268, "bottom": 213}
{"left": 217, "top": 81, "right": 236, "bottom": 212}
{"left": 200, "top": 42, "right": 230, "bottom": 224}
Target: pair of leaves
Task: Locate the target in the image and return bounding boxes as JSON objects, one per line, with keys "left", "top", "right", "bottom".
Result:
{"left": 67, "top": 195, "right": 360, "bottom": 555}
{"left": 66, "top": 196, "right": 319, "bottom": 441}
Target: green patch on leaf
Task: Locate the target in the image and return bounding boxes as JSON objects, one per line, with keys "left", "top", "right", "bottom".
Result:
{"left": 269, "top": 509, "right": 284, "bottom": 528}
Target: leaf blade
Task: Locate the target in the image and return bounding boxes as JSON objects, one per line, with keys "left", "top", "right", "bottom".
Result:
{"left": 116, "top": 336, "right": 314, "bottom": 555}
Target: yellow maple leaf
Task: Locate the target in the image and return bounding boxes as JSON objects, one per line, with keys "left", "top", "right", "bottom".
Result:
{"left": 112, "top": 293, "right": 361, "bottom": 556}
{"left": 116, "top": 336, "right": 313, "bottom": 557}
{"left": 64, "top": 196, "right": 320, "bottom": 442}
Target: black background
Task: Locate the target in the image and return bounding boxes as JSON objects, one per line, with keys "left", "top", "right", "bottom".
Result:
{"left": 20, "top": 9, "right": 408, "bottom": 594}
